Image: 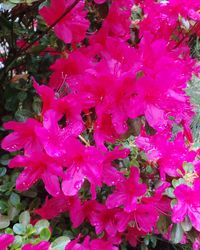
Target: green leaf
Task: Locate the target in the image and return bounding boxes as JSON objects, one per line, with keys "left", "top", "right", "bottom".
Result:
{"left": 150, "top": 235, "right": 157, "bottom": 248}
{"left": 11, "top": 235, "right": 22, "bottom": 249}
{"left": 9, "top": 192, "right": 21, "bottom": 207}
{"left": 51, "top": 236, "right": 71, "bottom": 250}
{"left": 19, "top": 211, "right": 30, "bottom": 226}
{"left": 0, "top": 3, "right": 16, "bottom": 11}
{"left": 17, "top": 92, "right": 28, "bottom": 102}
{"left": 0, "top": 182, "right": 12, "bottom": 192}
{"left": 0, "top": 15, "right": 12, "bottom": 29}
{"left": 9, "top": 0, "right": 21, "bottom": 3}
{"left": 31, "top": 44, "right": 47, "bottom": 54}
{"left": 5, "top": 97, "right": 18, "bottom": 112}
{"left": 191, "top": 142, "right": 200, "bottom": 150}
{"left": 170, "top": 199, "right": 177, "bottom": 208}
{"left": 8, "top": 206, "right": 19, "bottom": 220}
{"left": 171, "top": 223, "right": 184, "bottom": 244}
{"left": 146, "top": 165, "right": 153, "bottom": 173}
{"left": 0, "top": 200, "right": 8, "bottom": 213}
{"left": 32, "top": 96, "right": 42, "bottom": 114}
{"left": 26, "top": 224, "right": 36, "bottom": 236}
{"left": 38, "top": 0, "right": 49, "bottom": 10}
{"left": 183, "top": 162, "right": 194, "bottom": 174}
{"left": 5, "top": 228, "right": 13, "bottom": 234}
{"left": 0, "top": 167, "right": 7, "bottom": 176}
{"left": 181, "top": 216, "right": 192, "bottom": 232}
{"left": 144, "top": 235, "right": 150, "bottom": 246}
{"left": 40, "top": 228, "right": 51, "bottom": 241}
{"left": 172, "top": 178, "right": 185, "bottom": 188}
{"left": 15, "top": 109, "right": 33, "bottom": 122}
{"left": 0, "top": 215, "right": 10, "bottom": 229}
{"left": 165, "top": 187, "right": 175, "bottom": 198}
{"left": 157, "top": 215, "right": 170, "bottom": 234}
{"left": 21, "top": 190, "right": 37, "bottom": 198}
{"left": 63, "top": 230, "right": 74, "bottom": 240}
{"left": 13, "top": 223, "right": 26, "bottom": 235}
{"left": 141, "top": 244, "right": 148, "bottom": 250}
{"left": 35, "top": 219, "right": 50, "bottom": 234}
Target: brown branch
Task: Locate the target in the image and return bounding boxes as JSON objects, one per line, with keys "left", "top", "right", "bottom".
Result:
{"left": 173, "top": 21, "right": 200, "bottom": 49}
{"left": 0, "top": 0, "right": 80, "bottom": 80}
{"left": 78, "top": 135, "right": 90, "bottom": 146}
{"left": 21, "top": 0, "right": 81, "bottom": 53}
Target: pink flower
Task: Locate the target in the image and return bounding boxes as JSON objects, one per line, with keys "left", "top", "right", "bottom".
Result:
{"left": 34, "top": 82, "right": 83, "bottom": 141}
{"left": 0, "top": 234, "right": 15, "bottom": 250}
{"left": 94, "top": 114, "right": 121, "bottom": 150}
{"left": 136, "top": 131, "right": 196, "bottom": 180}
{"left": 89, "top": 238, "right": 118, "bottom": 250}
{"left": 134, "top": 203, "right": 159, "bottom": 232}
{"left": 168, "top": 0, "right": 200, "bottom": 20}
{"left": 128, "top": 36, "right": 194, "bottom": 131}
{"left": 94, "top": 0, "right": 106, "bottom": 4}
{"left": 90, "top": 0, "right": 133, "bottom": 41}
{"left": 75, "top": 55, "right": 136, "bottom": 138}
{"left": 101, "top": 147, "right": 129, "bottom": 186}
{"left": 90, "top": 206, "right": 122, "bottom": 236}
{"left": 9, "top": 152, "right": 63, "bottom": 196}
{"left": 142, "top": 182, "right": 171, "bottom": 215}
{"left": 106, "top": 167, "right": 146, "bottom": 212}
{"left": 62, "top": 137, "right": 104, "bottom": 198}
{"left": 69, "top": 200, "right": 104, "bottom": 228}
{"left": 35, "top": 110, "right": 66, "bottom": 157}
{"left": 49, "top": 51, "right": 90, "bottom": 89}
{"left": 65, "top": 237, "right": 87, "bottom": 250}
{"left": 115, "top": 202, "right": 159, "bottom": 233}
{"left": 126, "top": 227, "right": 145, "bottom": 247}
{"left": 65, "top": 236, "right": 118, "bottom": 250}
{"left": 33, "top": 81, "right": 56, "bottom": 114}
{"left": 34, "top": 193, "right": 70, "bottom": 219}
{"left": 35, "top": 109, "right": 82, "bottom": 157}
{"left": 193, "top": 236, "right": 200, "bottom": 250}
{"left": 1, "top": 119, "right": 42, "bottom": 154}
{"left": 39, "top": 0, "right": 89, "bottom": 44}
{"left": 172, "top": 178, "right": 200, "bottom": 231}
{"left": 55, "top": 95, "right": 84, "bottom": 135}
{"left": 137, "top": 2, "right": 177, "bottom": 43}
{"left": 22, "top": 241, "right": 50, "bottom": 250}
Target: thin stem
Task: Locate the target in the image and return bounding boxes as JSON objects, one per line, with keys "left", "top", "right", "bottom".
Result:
{"left": 78, "top": 135, "right": 90, "bottom": 146}
{"left": 0, "top": 0, "right": 80, "bottom": 80}
{"left": 173, "top": 21, "right": 200, "bottom": 49}
{"left": 21, "top": 0, "right": 81, "bottom": 53}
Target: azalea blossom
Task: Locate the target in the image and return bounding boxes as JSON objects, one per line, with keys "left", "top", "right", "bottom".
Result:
{"left": 0, "top": 234, "right": 15, "bottom": 250}
{"left": 172, "top": 178, "right": 200, "bottom": 231}
{"left": 62, "top": 137, "right": 104, "bottom": 199}
{"left": 9, "top": 152, "right": 63, "bottom": 196}
{"left": 65, "top": 236, "right": 118, "bottom": 250}
{"left": 21, "top": 241, "right": 50, "bottom": 250}
{"left": 1, "top": 118, "right": 42, "bottom": 154}
{"left": 106, "top": 167, "right": 146, "bottom": 212}
{"left": 136, "top": 130, "right": 196, "bottom": 180}
{"left": 39, "top": 0, "right": 89, "bottom": 44}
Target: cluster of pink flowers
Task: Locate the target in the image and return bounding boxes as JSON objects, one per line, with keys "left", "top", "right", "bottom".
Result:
{"left": 1, "top": 0, "right": 200, "bottom": 249}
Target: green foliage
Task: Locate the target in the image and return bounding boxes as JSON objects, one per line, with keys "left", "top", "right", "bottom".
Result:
{"left": 51, "top": 236, "right": 70, "bottom": 250}
{"left": 5, "top": 217, "right": 51, "bottom": 247}
{"left": 187, "top": 76, "right": 200, "bottom": 143}
{"left": 171, "top": 223, "right": 184, "bottom": 244}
